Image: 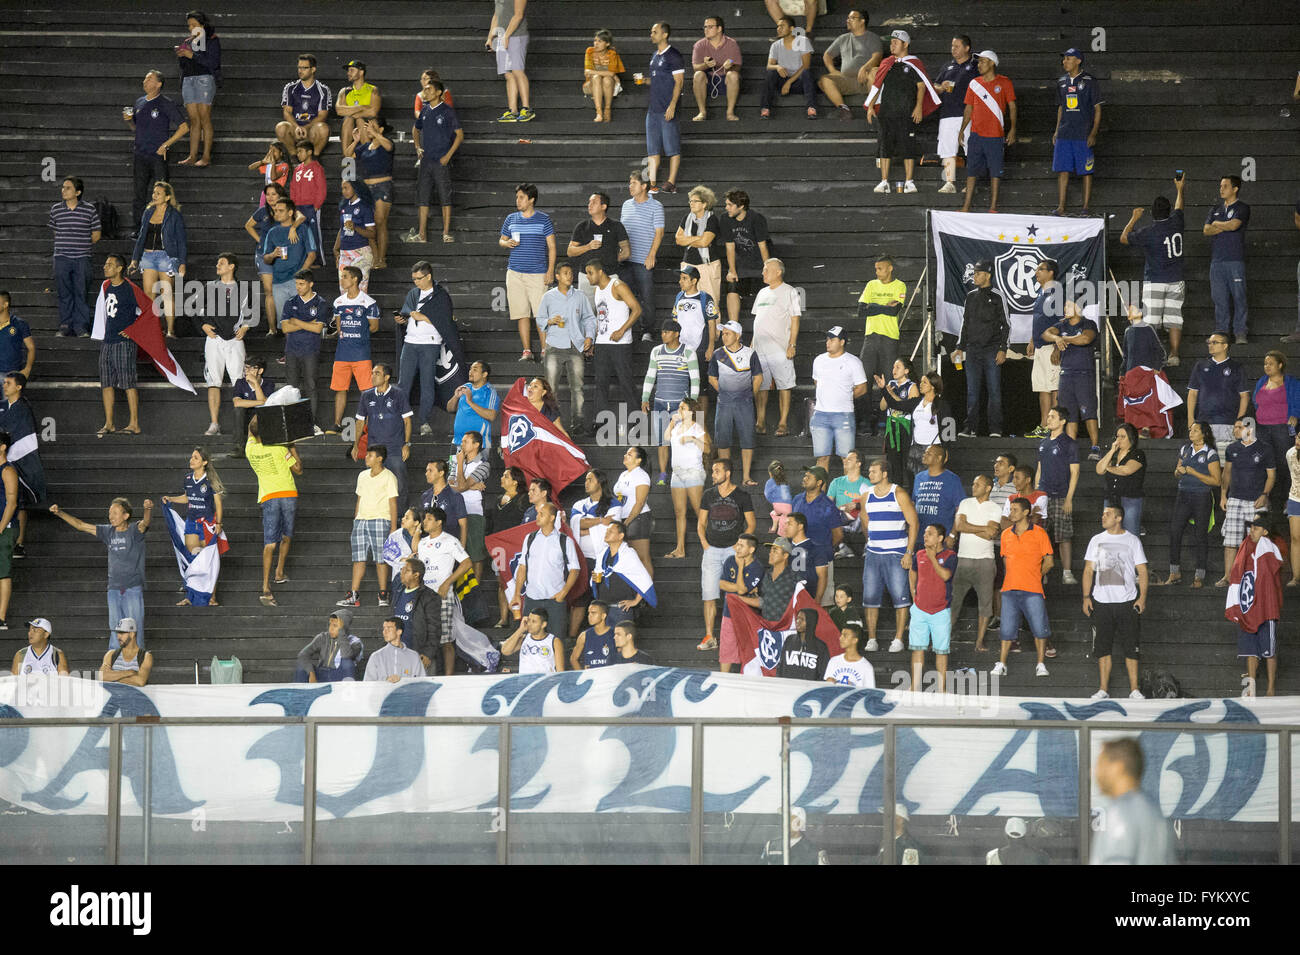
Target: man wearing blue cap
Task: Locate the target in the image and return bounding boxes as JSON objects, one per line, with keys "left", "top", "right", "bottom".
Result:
{"left": 1052, "top": 48, "right": 1102, "bottom": 215}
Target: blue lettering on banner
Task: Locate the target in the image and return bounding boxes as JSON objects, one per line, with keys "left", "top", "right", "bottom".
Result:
{"left": 246, "top": 685, "right": 333, "bottom": 806}
{"left": 1142, "top": 699, "right": 1263, "bottom": 820}
{"left": 0, "top": 704, "right": 26, "bottom": 767}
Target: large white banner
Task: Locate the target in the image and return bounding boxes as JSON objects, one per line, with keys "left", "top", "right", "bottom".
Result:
{"left": 0, "top": 669, "right": 1292, "bottom": 823}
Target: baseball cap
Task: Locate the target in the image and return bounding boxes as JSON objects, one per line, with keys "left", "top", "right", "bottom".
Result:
{"left": 679, "top": 263, "right": 700, "bottom": 279}
{"left": 114, "top": 617, "right": 138, "bottom": 633}
{"left": 804, "top": 464, "right": 829, "bottom": 484}
{"left": 767, "top": 537, "right": 794, "bottom": 554}
{"left": 1249, "top": 515, "right": 1271, "bottom": 530}
{"left": 889, "top": 29, "right": 911, "bottom": 44}
{"left": 976, "top": 49, "right": 999, "bottom": 66}
{"left": 826, "top": 325, "right": 846, "bottom": 340}
{"left": 1005, "top": 817, "right": 1028, "bottom": 839}
{"left": 28, "top": 617, "right": 52, "bottom": 634}
{"left": 720, "top": 320, "right": 743, "bottom": 335}
{"left": 896, "top": 804, "right": 910, "bottom": 821}
{"left": 1062, "top": 47, "right": 1085, "bottom": 61}
{"left": 791, "top": 806, "right": 807, "bottom": 831}
{"left": 346, "top": 59, "right": 366, "bottom": 71}
{"left": 972, "top": 260, "right": 993, "bottom": 273}
{"left": 661, "top": 319, "right": 682, "bottom": 335}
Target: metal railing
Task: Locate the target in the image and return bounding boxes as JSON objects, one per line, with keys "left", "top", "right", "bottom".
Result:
{"left": 1, "top": 716, "right": 1292, "bottom": 864}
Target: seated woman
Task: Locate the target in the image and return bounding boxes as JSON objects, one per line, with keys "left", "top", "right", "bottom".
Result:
{"left": 583, "top": 29, "right": 625, "bottom": 123}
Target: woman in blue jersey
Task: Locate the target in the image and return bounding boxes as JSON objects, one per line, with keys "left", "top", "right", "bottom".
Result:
{"left": 1157, "top": 420, "right": 1220, "bottom": 587}
{"left": 345, "top": 116, "right": 394, "bottom": 268}
{"left": 161, "top": 447, "right": 225, "bottom": 560}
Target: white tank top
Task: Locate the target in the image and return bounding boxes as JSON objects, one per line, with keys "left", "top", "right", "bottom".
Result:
{"left": 594, "top": 277, "right": 632, "bottom": 346}
{"left": 519, "top": 631, "right": 558, "bottom": 674}
{"left": 19, "top": 643, "right": 61, "bottom": 675}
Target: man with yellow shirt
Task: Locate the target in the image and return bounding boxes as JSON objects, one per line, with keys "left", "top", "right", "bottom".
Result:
{"left": 856, "top": 255, "right": 906, "bottom": 436}
{"left": 335, "top": 59, "right": 382, "bottom": 148}
{"left": 338, "top": 445, "right": 400, "bottom": 609}
{"left": 246, "top": 415, "right": 303, "bottom": 606}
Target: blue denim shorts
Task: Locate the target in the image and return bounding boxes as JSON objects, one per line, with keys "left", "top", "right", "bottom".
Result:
{"left": 261, "top": 496, "right": 297, "bottom": 545}
{"left": 714, "top": 395, "right": 755, "bottom": 450}
{"left": 140, "top": 249, "right": 177, "bottom": 273}
{"left": 999, "top": 590, "right": 1051, "bottom": 640}
{"left": 810, "top": 410, "right": 856, "bottom": 458}
{"left": 862, "top": 550, "right": 912, "bottom": 609}
{"left": 645, "top": 110, "right": 681, "bottom": 158}
{"left": 182, "top": 73, "right": 217, "bottom": 105}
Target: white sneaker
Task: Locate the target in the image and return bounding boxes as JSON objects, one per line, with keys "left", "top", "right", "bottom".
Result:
{"left": 865, "top": 638, "right": 879, "bottom": 652}
{"left": 1090, "top": 689, "right": 1110, "bottom": 701}
{"left": 312, "top": 425, "right": 324, "bottom": 437}
{"left": 888, "top": 638, "right": 904, "bottom": 653}
{"left": 419, "top": 423, "right": 433, "bottom": 436}
{"left": 1035, "top": 662, "right": 1049, "bottom": 677}
{"left": 938, "top": 181, "right": 957, "bottom": 194}
{"left": 1128, "top": 689, "right": 1145, "bottom": 700}
{"left": 991, "top": 662, "right": 1007, "bottom": 676}
{"left": 872, "top": 180, "right": 890, "bottom": 194}
{"left": 903, "top": 180, "right": 918, "bottom": 194}
{"left": 204, "top": 422, "right": 221, "bottom": 436}
{"left": 1061, "top": 570, "right": 1078, "bottom": 586}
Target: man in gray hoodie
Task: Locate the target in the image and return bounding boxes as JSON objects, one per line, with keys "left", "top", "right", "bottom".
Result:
{"left": 294, "top": 607, "right": 364, "bottom": 682}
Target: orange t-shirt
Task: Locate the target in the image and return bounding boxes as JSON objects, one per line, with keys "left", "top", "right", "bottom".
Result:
{"left": 584, "top": 46, "right": 625, "bottom": 75}
{"left": 999, "top": 524, "right": 1053, "bottom": 594}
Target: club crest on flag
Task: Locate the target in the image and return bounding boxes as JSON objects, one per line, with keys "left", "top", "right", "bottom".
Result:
{"left": 757, "top": 627, "right": 786, "bottom": 670}
{"left": 1239, "top": 571, "right": 1256, "bottom": 614}
{"left": 504, "top": 413, "right": 537, "bottom": 453}
{"left": 994, "top": 246, "right": 1048, "bottom": 311}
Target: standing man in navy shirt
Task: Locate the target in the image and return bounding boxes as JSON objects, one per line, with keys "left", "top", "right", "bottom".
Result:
{"left": 48, "top": 177, "right": 101, "bottom": 337}
{"left": 406, "top": 78, "right": 463, "bottom": 246}
{"left": 1120, "top": 174, "right": 1186, "bottom": 365}
{"left": 1036, "top": 406, "right": 1081, "bottom": 584}
{"left": 932, "top": 35, "right": 977, "bottom": 194}
{"left": 1051, "top": 47, "right": 1101, "bottom": 215}
{"left": 1042, "top": 300, "right": 1100, "bottom": 460}
{"left": 354, "top": 361, "right": 413, "bottom": 508}
{"left": 276, "top": 54, "right": 332, "bottom": 158}
{"left": 1203, "top": 175, "right": 1251, "bottom": 343}
{"left": 123, "top": 70, "right": 188, "bottom": 229}
{"left": 645, "top": 22, "right": 686, "bottom": 195}
{"left": 1186, "top": 334, "right": 1248, "bottom": 447}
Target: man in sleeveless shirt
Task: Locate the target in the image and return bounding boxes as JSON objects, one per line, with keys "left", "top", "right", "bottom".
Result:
{"left": 859, "top": 458, "right": 918, "bottom": 653}
{"left": 11, "top": 617, "right": 68, "bottom": 675}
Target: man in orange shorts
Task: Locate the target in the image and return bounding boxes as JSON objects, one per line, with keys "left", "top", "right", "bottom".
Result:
{"left": 329, "top": 265, "right": 380, "bottom": 434}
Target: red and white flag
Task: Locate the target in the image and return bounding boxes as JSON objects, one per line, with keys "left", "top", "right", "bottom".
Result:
{"left": 485, "top": 518, "right": 591, "bottom": 605}
{"left": 1225, "top": 535, "right": 1283, "bottom": 633}
{"left": 92, "top": 279, "right": 196, "bottom": 394}
{"left": 726, "top": 584, "right": 842, "bottom": 677}
{"left": 500, "top": 378, "right": 588, "bottom": 496}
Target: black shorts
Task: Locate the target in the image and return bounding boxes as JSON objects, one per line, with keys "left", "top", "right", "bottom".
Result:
{"left": 417, "top": 159, "right": 453, "bottom": 207}
{"left": 625, "top": 511, "right": 653, "bottom": 541}
{"left": 725, "top": 274, "right": 763, "bottom": 309}
{"left": 878, "top": 114, "right": 922, "bottom": 160}
{"left": 99, "top": 339, "right": 139, "bottom": 389}
{"left": 1091, "top": 600, "right": 1140, "bottom": 660}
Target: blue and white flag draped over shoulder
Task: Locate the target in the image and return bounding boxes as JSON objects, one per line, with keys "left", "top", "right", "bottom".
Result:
{"left": 165, "top": 504, "right": 227, "bottom": 606}
{"left": 930, "top": 211, "right": 1106, "bottom": 343}
{"left": 593, "top": 541, "right": 658, "bottom": 607}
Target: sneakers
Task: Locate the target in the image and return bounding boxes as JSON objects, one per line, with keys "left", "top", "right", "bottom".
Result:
{"left": 641, "top": 332, "right": 654, "bottom": 342}
{"left": 336, "top": 591, "right": 360, "bottom": 607}
{"left": 1062, "top": 570, "right": 1078, "bottom": 586}
{"left": 1035, "top": 662, "right": 1049, "bottom": 677}
{"left": 1129, "top": 689, "right": 1145, "bottom": 700}
{"left": 378, "top": 590, "right": 390, "bottom": 607}
{"left": 991, "top": 662, "right": 1007, "bottom": 676}
{"left": 520, "top": 349, "right": 534, "bottom": 361}
{"left": 988, "top": 432, "right": 1003, "bottom": 439}
{"left": 938, "top": 181, "right": 957, "bottom": 194}
{"left": 1027, "top": 425, "right": 1049, "bottom": 438}
{"left": 957, "top": 429, "right": 977, "bottom": 438}
{"left": 660, "top": 182, "right": 678, "bottom": 194}
{"left": 497, "top": 109, "right": 519, "bottom": 123}
{"left": 419, "top": 423, "right": 434, "bottom": 436}
{"left": 1235, "top": 335, "right": 1248, "bottom": 345}
{"left": 1281, "top": 333, "right": 1300, "bottom": 344}
{"left": 872, "top": 180, "right": 891, "bottom": 194}
{"left": 835, "top": 104, "right": 852, "bottom": 121}
{"left": 888, "top": 638, "right": 904, "bottom": 653}
{"left": 204, "top": 422, "right": 221, "bottom": 436}
{"left": 655, "top": 472, "right": 668, "bottom": 486}
{"left": 834, "top": 542, "right": 856, "bottom": 559}
{"left": 516, "top": 107, "right": 536, "bottom": 122}
{"left": 11, "top": 543, "right": 24, "bottom": 559}
{"left": 696, "top": 635, "right": 717, "bottom": 651}
{"left": 1090, "top": 689, "right": 1110, "bottom": 701}
{"left": 1087, "top": 445, "right": 1101, "bottom": 461}
{"left": 0, "top": 619, "right": 7, "bottom": 630}
{"left": 312, "top": 425, "right": 324, "bottom": 437}
{"left": 902, "top": 180, "right": 918, "bottom": 194}
{"left": 865, "top": 638, "right": 880, "bottom": 652}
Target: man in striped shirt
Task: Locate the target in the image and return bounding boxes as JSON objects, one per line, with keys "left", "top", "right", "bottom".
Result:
{"left": 642, "top": 319, "right": 700, "bottom": 482}
{"left": 621, "top": 172, "right": 665, "bottom": 341}
{"left": 859, "top": 457, "right": 918, "bottom": 652}
{"left": 49, "top": 177, "right": 101, "bottom": 337}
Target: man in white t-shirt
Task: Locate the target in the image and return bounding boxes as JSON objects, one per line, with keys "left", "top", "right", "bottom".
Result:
{"left": 751, "top": 257, "right": 800, "bottom": 437}
{"left": 810, "top": 325, "right": 867, "bottom": 470}
{"left": 1083, "top": 503, "right": 1148, "bottom": 701}
{"left": 417, "top": 503, "right": 471, "bottom": 677}
{"left": 949, "top": 475, "right": 1003, "bottom": 650}
{"left": 824, "top": 623, "right": 875, "bottom": 687}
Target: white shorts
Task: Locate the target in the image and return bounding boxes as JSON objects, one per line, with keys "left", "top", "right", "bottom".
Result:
{"left": 1031, "top": 346, "right": 1061, "bottom": 393}
{"left": 204, "top": 335, "right": 246, "bottom": 388}
{"left": 937, "top": 116, "right": 970, "bottom": 160}
{"left": 755, "top": 347, "right": 796, "bottom": 390}
{"left": 1142, "top": 280, "right": 1185, "bottom": 329}
{"left": 338, "top": 246, "right": 374, "bottom": 293}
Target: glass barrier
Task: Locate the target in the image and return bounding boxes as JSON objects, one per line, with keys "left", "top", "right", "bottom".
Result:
{"left": 702, "top": 725, "right": 782, "bottom": 864}
{"left": 313, "top": 723, "right": 498, "bottom": 865}
{"left": 788, "top": 722, "right": 883, "bottom": 864}
{"left": 0, "top": 724, "right": 110, "bottom": 864}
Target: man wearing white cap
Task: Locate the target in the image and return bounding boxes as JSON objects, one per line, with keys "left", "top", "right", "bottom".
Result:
{"left": 932, "top": 35, "right": 977, "bottom": 193}
{"left": 99, "top": 618, "right": 153, "bottom": 687}
{"left": 864, "top": 30, "right": 941, "bottom": 195}
{"left": 958, "top": 50, "right": 1017, "bottom": 214}
{"left": 760, "top": 806, "right": 828, "bottom": 864}
{"left": 11, "top": 618, "right": 68, "bottom": 675}
{"left": 707, "top": 320, "right": 763, "bottom": 485}
{"left": 811, "top": 327, "right": 867, "bottom": 470}
{"left": 986, "top": 817, "right": 1050, "bottom": 864}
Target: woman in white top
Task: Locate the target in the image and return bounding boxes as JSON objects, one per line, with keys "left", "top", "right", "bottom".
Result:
{"left": 571, "top": 468, "right": 615, "bottom": 561}
{"left": 663, "top": 398, "right": 711, "bottom": 559}
{"left": 608, "top": 446, "right": 653, "bottom": 577}
{"left": 906, "top": 372, "right": 948, "bottom": 484}
{"left": 1287, "top": 432, "right": 1300, "bottom": 586}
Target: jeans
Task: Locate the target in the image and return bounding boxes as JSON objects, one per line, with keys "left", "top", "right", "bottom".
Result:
{"left": 294, "top": 659, "right": 357, "bottom": 682}
{"left": 810, "top": 410, "right": 855, "bottom": 458}
{"left": 545, "top": 345, "right": 586, "bottom": 421}
{"left": 592, "top": 343, "right": 634, "bottom": 430}
{"left": 1119, "top": 496, "right": 1143, "bottom": 538}
{"left": 1168, "top": 490, "right": 1212, "bottom": 576}
{"left": 999, "top": 590, "right": 1051, "bottom": 640}
{"left": 285, "top": 351, "right": 320, "bottom": 423}
{"left": 53, "top": 255, "right": 91, "bottom": 334}
{"left": 856, "top": 333, "right": 898, "bottom": 432}
{"left": 964, "top": 347, "right": 1003, "bottom": 434}
{"left": 385, "top": 453, "right": 408, "bottom": 511}
{"left": 760, "top": 68, "right": 816, "bottom": 109}
{"left": 107, "top": 585, "right": 145, "bottom": 650}
{"left": 1210, "top": 259, "right": 1248, "bottom": 337}
{"left": 132, "top": 152, "right": 169, "bottom": 226}
{"left": 272, "top": 281, "right": 297, "bottom": 321}
{"left": 1257, "top": 423, "right": 1293, "bottom": 514}
{"left": 398, "top": 341, "right": 439, "bottom": 426}
{"left": 623, "top": 263, "right": 654, "bottom": 336}
{"left": 523, "top": 596, "right": 568, "bottom": 634}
